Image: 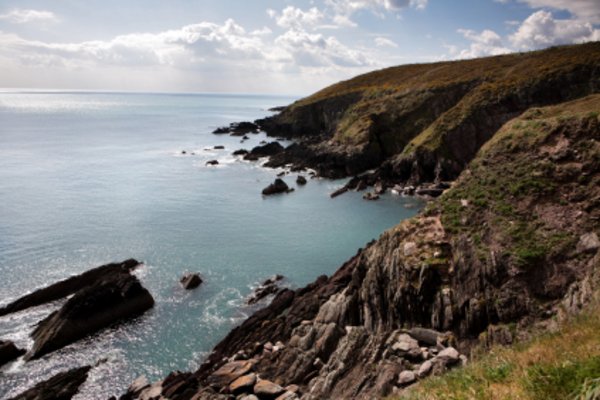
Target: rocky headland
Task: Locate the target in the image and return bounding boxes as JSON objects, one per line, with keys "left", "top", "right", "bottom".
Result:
{"left": 123, "top": 43, "right": 600, "bottom": 400}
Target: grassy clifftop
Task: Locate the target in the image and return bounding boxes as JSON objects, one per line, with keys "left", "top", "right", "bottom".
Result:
{"left": 262, "top": 42, "right": 600, "bottom": 182}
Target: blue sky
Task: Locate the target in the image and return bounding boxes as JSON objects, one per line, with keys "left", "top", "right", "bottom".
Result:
{"left": 0, "top": 0, "right": 598, "bottom": 94}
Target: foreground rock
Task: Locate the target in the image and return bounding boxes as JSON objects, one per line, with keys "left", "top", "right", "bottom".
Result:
{"left": 27, "top": 269, "right": 154, "bottom": 360}
{"left": 0, "top": 259, "right": 140, "bottom": 317}
{"left": 0, "top": 340, "right": 26, "bottom": 367}
{"left": 262, "top": 179, "right": 293, "bottom": 196}
{"left": 180, "top": 273, "right": 203, "bottom": 290}
{"left": 9, "top": 365, "right": 91, "bottom": 400}
{"left": 247, "top": 275, "right": 284, "bottom": 305}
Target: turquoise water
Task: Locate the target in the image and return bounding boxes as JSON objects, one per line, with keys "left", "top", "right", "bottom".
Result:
{"left": 0, "top": 92, "right": 422, "bottom": 399}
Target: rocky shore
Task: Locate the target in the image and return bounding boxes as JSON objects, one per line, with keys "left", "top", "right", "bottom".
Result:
{"left": 120, "top": 94, "right": 600, "bottom": 399}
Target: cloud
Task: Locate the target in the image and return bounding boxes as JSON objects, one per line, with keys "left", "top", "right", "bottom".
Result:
{"left": 517, "top": 0, "right": 600, "bottom": 23}
{"left": 267, "top": 6, "right": 324, "bottom": 30}
{"left": 456, "top": 28, "right": 512, "bottom": 58}
{"left": 0, "top": 8, "right": 58, "bottom": 23}
{"left": 509, "top": 10, "right": 600, "bottom": 50}
{"left": 374, "top": 37, "right": 398, "bottom": 47}
{"left": 324, "top": 0, "right": 427, "bottom": 28}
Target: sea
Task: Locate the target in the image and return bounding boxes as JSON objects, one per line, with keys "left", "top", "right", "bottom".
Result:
{"left": 0, "top": 91, "right": 422, "bottom": 399}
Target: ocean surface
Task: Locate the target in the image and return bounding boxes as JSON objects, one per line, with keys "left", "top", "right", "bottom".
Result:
{"left": 0, "top": 91, "right": 422, "bottom": 399}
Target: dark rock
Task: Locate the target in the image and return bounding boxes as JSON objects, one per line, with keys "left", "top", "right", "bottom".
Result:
{"left": 213, "top": 121, "right": 259, "bottom": 136}
{"left": 262, "top": 179, "right": 291, "bottom": 196}
{"left": 0, "top": 340, "right": 26, "bottom": 367}
{"left": 206, "top": 160, "right": 219, "bottom": 166}
{"left": 0, "top": 259, "right": 140, "bottom": 317}
{"left": 415, "top": 187, "right": 444, "bottom": 197}
{"left": 242, "top": 135, "right": 250, "bottom": 140}
{"left": 408, "top": 327, "right": 445, "bottom": 346}
{"left": 233, "top": 149, "right": 249, "bottom": 156}
{"left": 296, "top": 176, "right": 307, "bottom": 185}
{"left": 181, "top": 150, "right": 187, "bottom": 155}
{"left": 27, "top": 270, "right": 154, "bottom": 360}
{"left": 180, "top": 273, "right": 203, "bottom": 290}
{"left": 330, "top": 187, "right": 348, "bottom": 198}
{"left": 247, "top": 275, "right": 284, "bottom": 305}
{"left": 244, "top": 142, "right": 284, "bottom": 161}
{"left": 214, "top": 145, "right": 225, "bottom": 150}
{"left": 9, "top": 365, "right": 91, "bottom": 400}
{"left": 277, "top": 171, "right": 286, "bottom": 177}
{"left": 268, "top": 106, "right": 286, "bottom": 112}
{"left": 212, "top": 127, "right": 230, "bottom": 134}
{"left": 363, "top": 192, "right": 380, "bottom": 201}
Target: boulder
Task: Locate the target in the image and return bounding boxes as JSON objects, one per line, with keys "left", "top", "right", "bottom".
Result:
{"left": 9, "top": 365, "right": 91, "bottom": 400}
{"left": 206, "top": 160, "right": 219, "bottom": 166}
{"left": 417, "top": 360, "right": 433, "bottom": 378}
{"left": 254, "top": 379, "right": 285, "bottom": 399}
{"left": 207, "top": 360, "right": 254, "bottom": 388}
{"left": 0, "top": 259, "right": 140, "bottom": 317}
{"left": 27, "top": 271, "right": 154, "bottom": 360}
{"left": 262, "top": 179, "right": 291, "bottom": 196}
{"left": 229, "top": 373, "right": 256, "bottom": 394}
{"left": 296, "top": 176, "right": 307, "bottom": 185}
{"left": 391, "top": 334, "right": 421, "bottom": 359}
{"left": 180, "top": 273, "right": 203, "bottom": 290}
{"left": 397, "top": 370, "right": 416, "bottom": 386}
{"left": 577, "top": 232, "right": 600, "bottom": 253}
{"left": 409, "top": 327, "right": 444, "bottom": 346}
{"left": 0, "top": 340, "right": 26, "bottom": 367}
{"left": 275, "top": 392, "right": 298, "bottom": 400}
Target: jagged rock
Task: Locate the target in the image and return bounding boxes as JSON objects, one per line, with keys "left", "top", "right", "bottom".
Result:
{"left": 9, "top": 365, "right": 91, "bottom": 400}
{"left": 254, "top": 379, "right": 284, "bottom": 399}
{"left": 363, "top": 192, "right": 380, "bottom": 200}
{"left": 296, "top": 176, "right": 307, "bottom": 185}
{"left": 398, "top": 370, "right": 416, "bottom": 386}
{"left": 262, "top": 179, "right": 291, "bottom": 195}
{"left": 213, "top": 121, "right": 259, "bottom": 135}
{"left": 181, "top": 273, "right": 203, "bottom": 290}
{"left": 207, "top": 360, "right": 254, "bottom": 388}
{"left": 0, "top": 340, "right": 26, "bottom": 367}
{"left": 229, "top": 373, "right": 256, "bottom": 394}
{"left": 206, "top": 160, "right": 219, "bottom": 166}
{"left": 27, "top": 271, "right": 154, "bottom": 360}
{"left": 0, "top": 259, "right": 140, "bottom": 317}
{"left": 247, "top": 275, "right": 284, "bottom": 305}
{"left": 417, "top": 360, "right": 433, "bottom": 378}
{"left": 577, "top": 232, "right": 600, "bottom": 253}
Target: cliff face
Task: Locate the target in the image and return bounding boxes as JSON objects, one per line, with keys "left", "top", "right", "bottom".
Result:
{"left": 124, "top": 94, "right": 600, "bottom": 399}
{"left": 259, "top": 42, "right": 600, "bottom": 183}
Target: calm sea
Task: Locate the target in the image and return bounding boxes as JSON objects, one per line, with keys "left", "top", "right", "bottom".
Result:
{"left": 0, "top": 91, "right": 422, "bottom": 399}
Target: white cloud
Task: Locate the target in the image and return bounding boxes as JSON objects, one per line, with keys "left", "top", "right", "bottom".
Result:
{"left": 324, "top": 0, "right": 427, "bottom": 28}
{"left": 375, "top": 37, "right": 398, "bottom": 47}
{"left": 0, "top": 8, "right": 57, "bottom": 24}
{"left": 510, "top": 10, "right": 600, "bottom": 49}
{"left": 456, "top": 28, "right": 512, "bottom": 58}
{"left": 267, "top": 6, "right": 324, "bottom": 30}
{"left": 517, "top": 0, "right": 600, "bottom": 23}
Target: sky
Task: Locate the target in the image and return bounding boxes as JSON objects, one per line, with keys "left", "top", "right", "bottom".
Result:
{"left": 0, "top": 0, "right": 598, "bottom": 95}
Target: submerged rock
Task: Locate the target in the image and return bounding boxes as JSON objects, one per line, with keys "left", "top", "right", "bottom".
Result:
{"left": 0, "top": 259, "right": 140, "bottom": 317}
{"left": 262, "top": 179, "right": 292, "bottom": 195}
{"left": 27, "top": 271, "right": 154, "bottom": 360}
{"left": 206, "top": 160, "right": 219, "bottom": 166}
{"left": 0, "top": 340, "right": 26, "bottom": 367}
{"left": 9, "top": 365, "right": 91, "bottom": 400}
{"left": 296, "top": 175, "right": 307, "bottom": 185}
{"left": 180, "top": 273, "right": 203, "bottom": 290}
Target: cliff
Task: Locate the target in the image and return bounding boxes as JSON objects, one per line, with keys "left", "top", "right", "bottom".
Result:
{"left": 122, "top": 91, "right": 600, "bottom": 399}
{"left": 258, "top": 42, "right": 600, "bottom": 186}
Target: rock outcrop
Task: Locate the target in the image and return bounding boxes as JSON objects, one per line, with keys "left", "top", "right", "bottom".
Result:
{"left": 27, "top": 267, "right": 154, "bottom": 360}
{"left": 0, "top": 340, "right": 26, "bottom": 367}
{"left": 213, "top": 121, "right": 260, "bottom": 136}
{"left": 181, "top": 273, "right": 203, "bottom": 290}
{"left": 122, "top": 96, "right": 600, "bottom": 399}
{"left": 255, "top": 42, "right": 600, "bottom": 188}
{"left": 244, "top": 142, "right": 284, "bottom": 161}
{"left": 262, "top": 179, "right": 293, "bottom": 196}
{"left": 8, "top": 366, "right": 91, "bottom": 400}
{"left": 0, "top": 259, "right": 140, "bottom": 317}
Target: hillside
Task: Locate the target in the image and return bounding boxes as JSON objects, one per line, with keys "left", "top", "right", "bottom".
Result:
{"left": 258, "top": 42, "right": 600, "bottom": 186}
{"left": 122, "top": 94, "right": 600, "bottom": 398}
